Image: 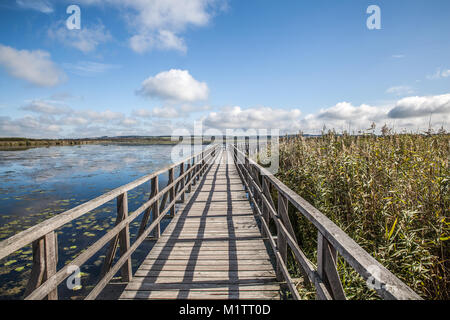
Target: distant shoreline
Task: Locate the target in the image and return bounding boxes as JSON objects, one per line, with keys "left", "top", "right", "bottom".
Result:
{"left": 0, "top": 137, "right": 214, "bottom": 151}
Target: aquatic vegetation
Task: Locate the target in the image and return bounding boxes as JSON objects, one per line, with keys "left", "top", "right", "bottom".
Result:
{"left": 0, "top": 144, "right": 175, "bottom": 299}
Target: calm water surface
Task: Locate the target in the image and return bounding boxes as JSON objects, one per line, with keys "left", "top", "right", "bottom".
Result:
{"left": 0, "top": 144, "right": 181, "bottom": 299}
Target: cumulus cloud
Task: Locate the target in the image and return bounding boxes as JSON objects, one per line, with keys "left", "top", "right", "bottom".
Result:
{"left": 204, "top": 106, "right": 302, "bottom": 131}
{"left": 387, "top": 94, "right": 450, "bottom": 119}
{"left": 16, "top": 0, "right": 53, "bottom": 13}
{"left": 48, "top": 22, "right": 112, "bottom": 53}
{"left": 137, "top": 69, "right": 209, "bottom": 102}
{"left": 0, "top": 44, "right": 65, "bottom": 87}
{"left": 76, "top": 0, "right": 226, "bottom": 53}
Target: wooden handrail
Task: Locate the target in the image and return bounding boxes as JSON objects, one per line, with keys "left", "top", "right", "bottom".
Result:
{"left": 0, "top": 144, "right": 220, "bottom": 300}
{"left": 230, "top": 143, "right": 421, "bottom": 300}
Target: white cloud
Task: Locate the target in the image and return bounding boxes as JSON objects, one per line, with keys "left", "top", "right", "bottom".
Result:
{"left": 133, "top": 107, "right": 180, "bottom": 119}
{"left": 426, "top": 68, "right": 450, "bottom": 80}
{"left": 81, "top": 110, "right": 124, "bottom": 122}
{"left": 3, "top": 92, "right": 449, "bottom": 139}
{"left": 391, "top": 54, "right": 405, "bottom": 59}
{"left": 129, "top": 30, "right": 186, "bottom": 53}
{"left": 387, "top": 94, "right": 450, "bottom": 119}
{"left": 204, "top": 106, "right": 302, "bottom": 130}
{"left": 63, "top": 61, "right": 121, "bottom": 76}
{"left": 151, "top": 107, "right": 180, "bottom": 118}
{"left": 0, "top": 44, "right": 65, "bottom": 87}
{"left": 48, "top": 22, "right": 112, "bottom": 53}
{"left": 21, "top": 100, "right": 71, "bottom": 115}
{"left": 386, "top": 85, "right": 414, "bottom": 96}
{"left": 299, "top": 94, "right": 450, "bottom": 134}
{"left": 137, "top": 69, "right": 209, "bottom": 102}
{"left": 0, "top": 115, "right": 61, "bottom": 138}
{"left": 316, "top": 102, "right": 386, "bottom": 121}
{"left": 16, "top": 0, "right": 53, "bottom": 13}
{"left": 76, "top": 0, "right": 226, "bottom": 53}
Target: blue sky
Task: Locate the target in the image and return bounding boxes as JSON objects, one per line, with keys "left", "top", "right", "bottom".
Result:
{"left": 0, "top": 0, "right": 449, "bottom": 138}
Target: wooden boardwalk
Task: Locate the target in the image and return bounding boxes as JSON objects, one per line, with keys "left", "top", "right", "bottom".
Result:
{"left": 119, "top": 149, "right": 283, "bottom": 300}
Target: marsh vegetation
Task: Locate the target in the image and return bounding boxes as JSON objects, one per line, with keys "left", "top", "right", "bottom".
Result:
{"left": 276, "top": 133, "right": 449, "bottom": 299}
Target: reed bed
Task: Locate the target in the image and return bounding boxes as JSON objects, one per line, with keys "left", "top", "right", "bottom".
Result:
{"left": 276, "top": 132, "right": 449, "bottom": 299}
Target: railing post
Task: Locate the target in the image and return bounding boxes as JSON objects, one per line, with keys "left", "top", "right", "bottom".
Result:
{"left": 44, "top": 231, "right": 58, "bottom": 300}
{"left": 257, "top": 135, "right": 260, "bottom": 155}
{"left": 186, "top": 162, "right": 192, "bottom": 193}
{"left": 261, "top": 177, "right": 269, "bottom": 238}
{"left": 151, "top": 176, "right": 160, "bottom": 239}
{"left": 101, "top": 192, "right": 132, "bottom": 282}
{"left": 245, "top": 136, "right": 250, "bottom": 161}
{"left": 117, "top": 192, "right": 132, "bottom": 282}
{"left": 201, "top": 150, "right": 205, "bottom": 175}
{"left": 192, "top": 157, "right": 197, "bottom": 186}
{"left": 25, "top": 232, "right": 58, "bottom": 300}
{"left": 168, "top": 168, "right": 175, "bottom": 217}
{"left": 24, "top": 237, "right": 45, "bottom": 298}
{"left": 179, "top": 163, "right": 185, "bottom": 203}
{"left": 138, "top": 177, "right": 157, "bottom": 237}
{"left": 276, "top": 193, "right": 288, "bottom": 282}
{"left": 234, "top": 136, "right": 237, "bottom": 163}
{"left": 317, "top": 231, "right": 346, "bottom": 300}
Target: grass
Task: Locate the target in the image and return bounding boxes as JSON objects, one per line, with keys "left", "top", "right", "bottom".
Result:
{"left": 274, "top": 132, "right": 449, "bottom": 300}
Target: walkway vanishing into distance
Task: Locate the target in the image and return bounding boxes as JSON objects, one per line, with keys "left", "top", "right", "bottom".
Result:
{"left": 0, "top": 141, "right": 421, "bottom": 300}
{"left": 119, "top": 149, "right": 283, "bottom": 299}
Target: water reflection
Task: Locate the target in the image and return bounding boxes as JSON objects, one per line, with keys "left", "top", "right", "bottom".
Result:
{"left": 0, "top": 144, "right": 176, "bottom": 299}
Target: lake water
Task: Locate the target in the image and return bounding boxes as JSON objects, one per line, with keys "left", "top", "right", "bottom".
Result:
{"left": 0, "top": 144, "right": 184, "bottom": 299}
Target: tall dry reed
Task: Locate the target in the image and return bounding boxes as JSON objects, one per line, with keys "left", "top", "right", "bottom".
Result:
{"left": 276, "top": 132, "right": 449, "bottom": 299}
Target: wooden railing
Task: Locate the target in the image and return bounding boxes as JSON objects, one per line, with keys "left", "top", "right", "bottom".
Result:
{"left": 0, "top": 144, "right": 220, "bottom": 300}
{"left": 230, "top": 141, "right": 422, "bottom": 300}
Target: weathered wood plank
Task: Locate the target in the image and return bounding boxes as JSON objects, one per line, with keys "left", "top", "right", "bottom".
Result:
{"left": 120, "top": 290, "right": 281, "bottom": 300}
